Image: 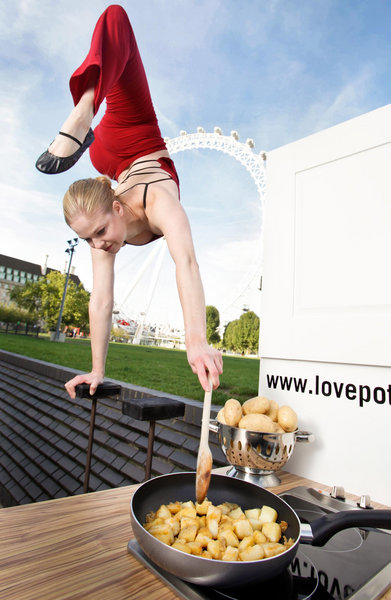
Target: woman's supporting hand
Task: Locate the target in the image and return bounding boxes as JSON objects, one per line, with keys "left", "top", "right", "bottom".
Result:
{"left": 187, "top": 341, "right": 223, "bottom": 391}
{"left": 64, "top": 247, "right": 114, "bottom": 400}
{"left": 65, "top": 371, "right": 104, "bottom": 399}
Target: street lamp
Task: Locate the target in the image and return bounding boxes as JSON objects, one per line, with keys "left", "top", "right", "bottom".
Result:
{"left": 53, "top": 238, "right": 79, "bottom": 342}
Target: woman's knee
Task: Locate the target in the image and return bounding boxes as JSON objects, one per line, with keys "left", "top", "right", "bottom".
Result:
{"left": 103, "top": 5, "right": 130, "bottom": 23}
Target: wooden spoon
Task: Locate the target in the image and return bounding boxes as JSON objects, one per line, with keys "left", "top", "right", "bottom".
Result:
{"left": 195, "top": 376, "right": 213, "bottom": 504}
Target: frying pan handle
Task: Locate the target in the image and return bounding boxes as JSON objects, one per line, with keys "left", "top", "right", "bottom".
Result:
{"left": 295, "top": 430, "right": 315, "bottom": 443}
{"left": 304, "top": 510, "right": 391, "bottom": 546}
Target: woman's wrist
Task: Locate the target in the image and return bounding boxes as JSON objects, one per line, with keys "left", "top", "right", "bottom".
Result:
{"left": 91, "top": 367, "right": 105, "bottom": 379}
{"left": 185, "top": 332, "right": 207, "bottom": 346}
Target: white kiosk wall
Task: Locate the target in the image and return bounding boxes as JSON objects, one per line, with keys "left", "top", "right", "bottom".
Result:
{"left": 259, "top": 104, "right": 391, "bottom": 505}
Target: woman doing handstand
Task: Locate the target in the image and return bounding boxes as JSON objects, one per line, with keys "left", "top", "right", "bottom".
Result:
{"left": 36, "top": 5, "right": 223, "bottom": 398}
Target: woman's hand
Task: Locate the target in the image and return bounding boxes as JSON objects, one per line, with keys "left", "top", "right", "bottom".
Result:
{"left": 64, "top": 371, "right": 104, "bottom": 399}
{"left": 186, "top": 341, "right": 223, "bottom": 391}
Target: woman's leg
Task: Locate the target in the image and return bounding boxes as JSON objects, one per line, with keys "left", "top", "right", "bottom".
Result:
{"left": 49, "top": 5, "right": 164, "bottom": 174}
{"left": 46, "top": 5, "right": 126, "bottom": 159}
{"left": 81, "top": 5, "right": 165, "bottom": 179}
{"left": 48, "top": 88, "right": 95, "bottom": 157}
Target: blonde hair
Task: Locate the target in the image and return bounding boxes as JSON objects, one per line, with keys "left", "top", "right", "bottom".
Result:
{"left": 63, "top": 176, "right": 116, "bottom": 225}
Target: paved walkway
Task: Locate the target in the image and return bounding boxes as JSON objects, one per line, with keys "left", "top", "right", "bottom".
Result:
{"left": 0, "top": 350, "right": 226, "bottom": 506}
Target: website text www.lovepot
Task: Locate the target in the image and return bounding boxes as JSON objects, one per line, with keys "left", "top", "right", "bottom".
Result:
{"left": 265, "top": 374, "right": 391, "bottom": 407}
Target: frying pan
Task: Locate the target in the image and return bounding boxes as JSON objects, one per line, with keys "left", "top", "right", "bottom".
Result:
{"left": 130, "top": 472, "right": 391, "bottom": 588}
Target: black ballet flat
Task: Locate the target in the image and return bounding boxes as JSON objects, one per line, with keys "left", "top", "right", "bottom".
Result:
{"left": 35, "top": 128, "right": 94, "bottom": 174}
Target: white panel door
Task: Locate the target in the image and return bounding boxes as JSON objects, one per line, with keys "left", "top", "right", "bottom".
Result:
{"left": 260, "top": 104, "right": 391, "bottom": 367}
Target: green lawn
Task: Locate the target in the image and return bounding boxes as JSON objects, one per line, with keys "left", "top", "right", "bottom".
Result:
{"left": 0, "top": 333, "right": 259, "bottom": 405}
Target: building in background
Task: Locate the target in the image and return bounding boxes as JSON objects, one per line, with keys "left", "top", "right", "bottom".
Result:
{"left": 0, "top": 254, "right": 81, "bottom": 306}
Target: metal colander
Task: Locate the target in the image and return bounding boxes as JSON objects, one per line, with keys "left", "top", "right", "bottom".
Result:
{"left": 209, "top": 419, "right": 314, "bottom": 487}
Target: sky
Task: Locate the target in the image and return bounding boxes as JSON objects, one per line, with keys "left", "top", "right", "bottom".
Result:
{"left": 1, "top": 0, "right": 391, "bottom": 330}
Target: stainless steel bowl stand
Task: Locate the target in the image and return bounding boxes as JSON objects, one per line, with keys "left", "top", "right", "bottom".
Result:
{"left": 226, "top": 465, "right": 283, "bottom": 487}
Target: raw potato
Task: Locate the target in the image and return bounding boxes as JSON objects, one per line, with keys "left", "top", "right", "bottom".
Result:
{"left": 266, "top": 399, "right": 279, "bottom": 422}
{"left": 238, "top": 413, "right": 277, "bottom": 433}
{"left": 218, "top": 396, "right": 300, "bottom": 434}
{"left": 242, "top": 396, "right": 270, "bottom": 416}
{"left": 216, "top": 408, "right": 227, "bottom": 425}
{"left": 224, "top": 399, "right": 243, "bottom": 427}
{"left": 277, "top": 405, "right": 298, "bottom": 432}
{"left": 275, "top": 424, "right": 285, "bottom": 433}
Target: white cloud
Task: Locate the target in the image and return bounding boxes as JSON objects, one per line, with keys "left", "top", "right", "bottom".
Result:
{"left": 311, "top": 66, "right": 374, "bottom": 132}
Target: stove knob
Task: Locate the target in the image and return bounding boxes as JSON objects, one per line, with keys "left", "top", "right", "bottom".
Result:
{"left": 330, "top": 486, "right": 346, "bottom": 500}
{"left": 357, "top": 494, "right": 373, "bottom": 509}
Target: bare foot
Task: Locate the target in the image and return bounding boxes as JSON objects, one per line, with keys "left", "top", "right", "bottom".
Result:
{"left": 48, "top": 89, "right": 94, "bottom": 157}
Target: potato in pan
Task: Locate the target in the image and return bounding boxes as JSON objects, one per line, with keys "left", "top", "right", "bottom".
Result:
{"left": 144, "top": 498, "right": 295, "bottom": 562}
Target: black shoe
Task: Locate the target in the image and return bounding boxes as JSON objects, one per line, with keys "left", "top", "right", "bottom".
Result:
{"left": 35, "top": 128, "right": 94, "bottom": 174}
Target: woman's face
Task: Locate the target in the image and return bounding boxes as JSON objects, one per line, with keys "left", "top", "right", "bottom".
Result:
{"left": 70, "top": 201, "right": 126, "bottom": 254}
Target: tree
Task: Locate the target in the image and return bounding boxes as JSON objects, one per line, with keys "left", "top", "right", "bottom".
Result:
{"left": 223, "top": 319, "right": 240, "bottom": 352}
{"left": 223, "top": 310, "right": 260, "bottom": 354}
{"left": 0, "top": 303, "right": 38, "bottom": 326}
{"left": 10, "top": 271, "right": 90, "bottom": 331}
{"left": 206, "top": 305, "right": 220, "bottom": 345}
{"left": 239, "top": 310, "right": 260, "bottom": 354}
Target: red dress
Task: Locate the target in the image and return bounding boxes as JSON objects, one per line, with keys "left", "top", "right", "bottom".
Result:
{"left": 69, "top": 5, "right": 179, "bottom": 187}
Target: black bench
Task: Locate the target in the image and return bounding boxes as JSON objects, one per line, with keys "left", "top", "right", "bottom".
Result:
{"left": 122, "top": 396, "right": 185, "bottom": 480}
{"left": 76, "top": 383, "right": 186, "bottom": 490}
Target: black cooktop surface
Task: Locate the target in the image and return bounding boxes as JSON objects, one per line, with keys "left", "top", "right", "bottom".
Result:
{"left": 128, "top": 488, "right": 391, "bottom": 600}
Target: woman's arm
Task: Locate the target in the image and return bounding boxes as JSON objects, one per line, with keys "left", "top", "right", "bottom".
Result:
{"left": 65, "top": 248, "right": 115, "bottom": 398}
{"left": 146, "top": 185, "right": 223, "bottom": 390}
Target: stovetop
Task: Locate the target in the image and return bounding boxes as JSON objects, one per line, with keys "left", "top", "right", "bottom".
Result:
{"left": 128, "top": 485, "right": 391, "bottom": 600}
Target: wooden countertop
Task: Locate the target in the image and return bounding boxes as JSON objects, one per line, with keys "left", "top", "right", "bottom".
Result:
{"left": 0, "top": 471, "right": 390, "bottom": 600}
